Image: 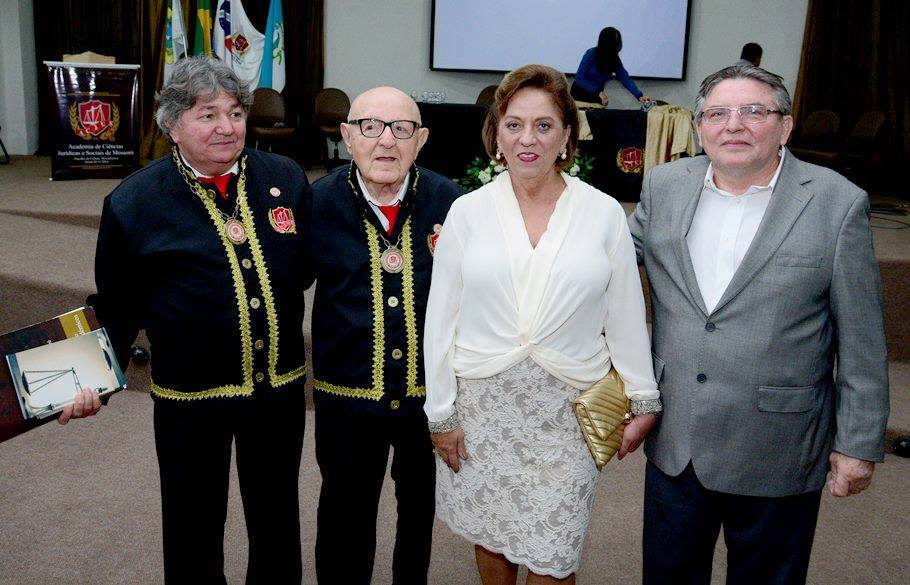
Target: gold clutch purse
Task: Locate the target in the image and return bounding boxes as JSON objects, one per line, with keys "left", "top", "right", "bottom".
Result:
{"left": 572, "top": 368, "right": 632, "bottom": 471}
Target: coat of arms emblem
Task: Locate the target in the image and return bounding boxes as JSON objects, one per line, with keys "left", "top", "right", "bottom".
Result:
{"left": 268, "top": 207, "right": 297, "bottom": 234}
{"left": 69, "top": 99, "right": 119, "bottom": 141}
{"left": 616, "top": 147, "right": 644, "bottom": 174}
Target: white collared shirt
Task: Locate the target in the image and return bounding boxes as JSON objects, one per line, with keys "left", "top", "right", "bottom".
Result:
{"left": 686, "top": 149, "right": 786, "bottom": 313}
{"left": 356, "top": 170, "right": 409, "bottom": 231}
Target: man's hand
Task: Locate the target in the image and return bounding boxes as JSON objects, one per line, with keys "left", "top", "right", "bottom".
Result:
{"left": 618, "top": 413, "right": 657, "bottom": 460}
{"left": 58, "top": 387, "right": 102, "bottom": 425}
{"left": 827, "top": 452, "right": 875, "bottom": 497}
{"left": 431, "top": 426, "right": 469, "bottom": 473}
{"left": 638, "top": 95, "right": 653, "bottom": 104}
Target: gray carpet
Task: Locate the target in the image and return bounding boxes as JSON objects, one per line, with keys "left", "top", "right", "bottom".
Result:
{"left": 1, "top": 388, "right": 908, "bottom": 585}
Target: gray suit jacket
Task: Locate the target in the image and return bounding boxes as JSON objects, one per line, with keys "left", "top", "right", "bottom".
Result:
{"left": 629, "top": 152, "right": 889, "bottom": 497}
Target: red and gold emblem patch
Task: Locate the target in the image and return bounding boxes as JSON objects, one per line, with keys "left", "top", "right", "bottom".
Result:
{"left": 69, "top": 100, "right": 119, "bottom": 141}
{"left": 268, "top": 207, "right": 297, "bottom": 234}
{"left": 427, "top": 224, "right": 443, "bottom": 256}
{"left": 616, "top": 147, "right": 644, "bottom": 174}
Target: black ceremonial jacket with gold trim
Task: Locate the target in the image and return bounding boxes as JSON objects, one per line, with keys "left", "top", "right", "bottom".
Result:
{"left": 90, "top": 148, "right": 309, "bottom": 400}
{"left": 306, "top": 164, "right": 462, "bottom": 416}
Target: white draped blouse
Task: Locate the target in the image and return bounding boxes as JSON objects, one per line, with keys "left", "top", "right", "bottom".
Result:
{"left": 423, "top": 171, "right": 658, "bottom": 425}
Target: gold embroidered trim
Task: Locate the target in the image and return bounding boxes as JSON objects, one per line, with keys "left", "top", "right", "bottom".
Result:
{"left": 400, "top": 222, "right": 424, "bottom": 397}
{"left": 367, "top": 217, "right": 386, "bottom": 396}
{"left": 151, "top": 381, "right": 253, "bottom": 400}
{"left": 239, "top": 169, "right": 306, "bottom": 388}
{"left": 313, "top": 379, "right": 383, "bottom": 401}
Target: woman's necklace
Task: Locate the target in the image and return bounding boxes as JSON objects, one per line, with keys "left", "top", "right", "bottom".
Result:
{"left": 173, "top": 148, "right": 248, "bottom": 245}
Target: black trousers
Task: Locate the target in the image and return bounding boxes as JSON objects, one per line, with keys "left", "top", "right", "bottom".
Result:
{"left": 570, "top": 81, "right": 602, "bottom": 103}
{"left": 643, "top": 461, "right": 822, "bottom": 585}
{"left": 153, "top": 387, "right": 306, "bottom": 585}
{"left": 314, "top": 407, "right": 435, "bottom": 585}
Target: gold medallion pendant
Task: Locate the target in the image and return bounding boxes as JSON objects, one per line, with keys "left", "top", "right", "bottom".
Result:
{"left": 380, "top": 245, "right": 404, "bottom": 273}
{"left": 225, "top": 218, "right": 248, "bottom": 245}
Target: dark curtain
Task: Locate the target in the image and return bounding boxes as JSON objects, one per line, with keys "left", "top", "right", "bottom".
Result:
{"left": 33, "top": 0, "right": 141, "bottom": 155}
{"left": 34, "top": 0, "right": 324, "bottom": 166}
{"left": 793, "top": 0, "right": 910, "bottom": 175}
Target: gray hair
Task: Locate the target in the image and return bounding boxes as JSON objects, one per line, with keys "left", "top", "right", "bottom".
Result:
{"left": 694, "top": 65, "right": 792, "bottom": 119}
{"left": 155, "top": 56, "right": 253, "bottom": 139}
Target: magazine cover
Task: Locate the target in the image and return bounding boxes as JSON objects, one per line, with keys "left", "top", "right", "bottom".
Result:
{"left": 5, "top": 328, "right": 125, "bottom": 420}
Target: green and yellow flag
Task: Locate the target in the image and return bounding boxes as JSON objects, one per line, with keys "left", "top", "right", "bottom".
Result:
{"left": 194, "top": 0, "right": 213, "bottom": 56}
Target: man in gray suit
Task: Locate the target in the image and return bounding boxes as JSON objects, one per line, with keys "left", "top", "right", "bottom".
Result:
{"left": 629, "top": 65, "right": 889, "bottom": 585}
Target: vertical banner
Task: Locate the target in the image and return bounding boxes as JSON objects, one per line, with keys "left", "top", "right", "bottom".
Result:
{"left": 44, "top": 62, "right": 141, "bottom": 180}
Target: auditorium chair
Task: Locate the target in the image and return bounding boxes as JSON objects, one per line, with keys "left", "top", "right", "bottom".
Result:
{"left": 789, "top": 109, "right": 840, "bottom": 157}
{"left": 247, "top": 88, "right": 296, "bottom": 153}
{"left": 476, "top": 85, "right": 498, "bottom": 105}
{"left": 315, "top": 88, "right": 351, "bottom": 169}
{"left": 790, "top": 110, "right": 885, "bottom": 184}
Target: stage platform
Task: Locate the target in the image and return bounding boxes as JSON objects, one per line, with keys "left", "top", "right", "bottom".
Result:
{"left": 1, "top": 156, "right": 908, "bottom": 439}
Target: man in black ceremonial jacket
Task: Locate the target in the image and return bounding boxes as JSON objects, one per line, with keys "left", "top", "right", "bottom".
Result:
{"left": 69, "top": 57, "right": 310, "bottom": 584}
{"left": 305, "top": 87, "right": 462, "bottom": 585}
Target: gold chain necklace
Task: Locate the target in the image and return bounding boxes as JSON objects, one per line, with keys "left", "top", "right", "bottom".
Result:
{"left": 173, "top": 148, "right": 249, "bottom": 245}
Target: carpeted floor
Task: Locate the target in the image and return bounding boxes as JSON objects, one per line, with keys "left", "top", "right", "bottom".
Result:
{"left": 1, "top": 156, "right": 909, "bottom": 584}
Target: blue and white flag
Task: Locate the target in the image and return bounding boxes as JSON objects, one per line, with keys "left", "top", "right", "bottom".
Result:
{"left": 259, "top": 0, "right": 286, "bottom": 92}
{"left": 213, "top": 0, "right": 265, "bottom": 87}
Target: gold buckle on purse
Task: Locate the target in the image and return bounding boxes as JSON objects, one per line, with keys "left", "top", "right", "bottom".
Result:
{"left": 572, "top": 368, "right": 631, "bottom": 471}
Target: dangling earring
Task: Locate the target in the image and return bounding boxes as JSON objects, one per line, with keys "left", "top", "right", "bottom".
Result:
{"left": 495, "top": 148, "right": 503, "bottom": 160}
{"left": 560, "top": 147, "right": 567, "bottom": 160}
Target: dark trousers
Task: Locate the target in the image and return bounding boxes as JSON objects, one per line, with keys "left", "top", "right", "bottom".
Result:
{"left": 570, "top": 81, "right": 602, "bottom": 103}
{"left": 643, "top": 461, "right": 822, "bottom": 585}
{"left": 153, "top": 387, "right": 306, "bottom": 585}
{"left": 314, "top": 407, "right": 436, "bottom": 585}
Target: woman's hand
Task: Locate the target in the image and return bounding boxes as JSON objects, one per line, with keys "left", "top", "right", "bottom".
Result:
{"left": 58, "top": 387, "right": 102, "bottom": 425}
{"left": 618, "top": 413, "right": 657, "bottom": 460}
{"left": 431, "top": 426, "right": 470, "bottom": 472}
{"left": 638, "top": 95, "right": 652, "bottom": 104}
{"left": 598, "top": 91, "right": 609, "bottom": 106}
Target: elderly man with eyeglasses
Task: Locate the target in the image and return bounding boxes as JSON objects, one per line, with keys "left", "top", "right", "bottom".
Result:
{"left": 303, "top": 86, "right": 461, "bottom": 585}
{"left": 627, "top": 64, "right": 889, "bottom": 584}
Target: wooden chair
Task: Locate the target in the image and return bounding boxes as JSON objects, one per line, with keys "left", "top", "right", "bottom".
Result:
{"left": 315, "top": 88, "right": 351, "bottom": 169}
{"left": 247, "top": 88, "right": 296, "bottom": 152}
{"left": 475, "top": 85, "right": 498, "bottom": 106}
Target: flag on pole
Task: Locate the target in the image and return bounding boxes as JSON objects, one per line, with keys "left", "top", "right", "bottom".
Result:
{"left": 194, "top": 0, "right": 213, "bottom": 56}
{"left": 163, "top": 0, "right": 188, "bottom": 85}
{"left": 213, "top": 0, "right": 265, "bottom": 87}
{"left": 260, "top": 0, "right": 286, "bottom": 92}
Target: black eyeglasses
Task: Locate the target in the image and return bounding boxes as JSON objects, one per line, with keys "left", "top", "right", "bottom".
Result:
{"left": 699, "top": 105, "right": 784, "bottom": 125}
{"left": 347, "top": 118, "right": 421, "bottom": 139}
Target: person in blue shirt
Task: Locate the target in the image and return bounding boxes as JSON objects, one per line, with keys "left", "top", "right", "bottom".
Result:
{"left": 571, "top": 27, "right": 651, "bottom": 106}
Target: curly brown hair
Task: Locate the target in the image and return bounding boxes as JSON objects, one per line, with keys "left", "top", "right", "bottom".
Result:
{"left": 482, "top": 64, "right": 580, "bottom": 172}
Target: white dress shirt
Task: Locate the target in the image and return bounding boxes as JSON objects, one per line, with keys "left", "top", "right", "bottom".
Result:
{"left": 423, "top": 171, "right": 658, "bottom": 425}
{"left": 687, "top": 150, "right": 786, "bottom": 313}
{"left": 357, "top": 170, "right": 409, "bottom": 231}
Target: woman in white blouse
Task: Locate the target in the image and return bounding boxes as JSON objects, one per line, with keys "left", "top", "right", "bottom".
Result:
{"left": 423, "top": 64, "right": 661, "bottom": 584}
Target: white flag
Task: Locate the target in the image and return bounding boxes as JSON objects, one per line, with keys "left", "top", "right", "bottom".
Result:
{"left": 163, "top": 0, "right": 188, "bottom": 85}
{"left": 213, "top": 0, "right": 265, "bottom": 88}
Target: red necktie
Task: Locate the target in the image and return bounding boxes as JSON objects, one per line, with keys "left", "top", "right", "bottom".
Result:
{"left": 198, "top": 173, "right": 234, "bottom": 199}
{"left": 378, "top": 203, "right": 400, "bottom": 235}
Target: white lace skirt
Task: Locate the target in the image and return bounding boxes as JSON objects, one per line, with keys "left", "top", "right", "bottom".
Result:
{"left": 435, "top": 358, "right": 599, "bottom": 578}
